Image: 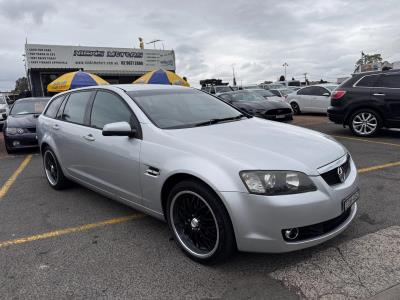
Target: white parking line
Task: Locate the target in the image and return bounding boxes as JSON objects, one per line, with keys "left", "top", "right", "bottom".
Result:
{"left": 270, "top": 226, "right": 400, "bottom": 299}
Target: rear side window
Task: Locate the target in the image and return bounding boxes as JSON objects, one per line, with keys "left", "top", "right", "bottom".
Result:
{"left": 355, "top": 75, "right": 379, "bottom": 87}
{"left": 297, "top": 87, "right": 314, "bottom": 95}
{"left": 44, "top": 95, "right": 65, "bottom": 118}
{"left": 62, "top": 91, "right": 92, "bottom": 125}
{"left": 377, "top": 74, "right": 400, "bottom": 88}
{"left": 90, "top": 91, "right": 133, "bottom": 129}
{"left": 312, "top": 87, "right": 329, "bottom": 96}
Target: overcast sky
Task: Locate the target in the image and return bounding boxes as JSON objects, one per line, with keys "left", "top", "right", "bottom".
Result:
{"left": 0, "top": 0, "right": 399, "bottom": 90}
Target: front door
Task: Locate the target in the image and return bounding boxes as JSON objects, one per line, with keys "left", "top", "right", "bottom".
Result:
{"left": 310, "top": 87, "right": 331, "bottom": 113}
{"left": 80, "top": 90, "right": 142, "bottom": 204}
{"left": 376, "top": 73, "right": 400, "bottom": 124}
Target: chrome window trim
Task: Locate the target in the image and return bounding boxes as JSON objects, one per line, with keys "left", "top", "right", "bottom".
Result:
{"left": 353, "top": 72, "right": 400, "bottom": 89}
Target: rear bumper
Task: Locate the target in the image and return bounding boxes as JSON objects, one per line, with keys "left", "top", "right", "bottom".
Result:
{"left": 327, "top": 107, "right": 346, "bottom": 124}
{"left": 4, "top": 133, "right": 38, "bottom": 149}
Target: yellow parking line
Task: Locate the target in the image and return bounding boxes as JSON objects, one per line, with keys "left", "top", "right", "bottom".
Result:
{"left": 0, "top": 154, "right": 32, "bottom": 199}
{"left": 0, "top": 214, "right": 145, "bottom": 249}
{"left": 333, "top": 135, "right": 400, "bottom": 148}
{"left": 358, "top": 161, "right": 400, "bottom": 174}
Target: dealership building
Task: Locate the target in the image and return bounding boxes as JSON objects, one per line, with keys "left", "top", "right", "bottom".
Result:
{"left": 25, "top": 44, "right": 176, "bottom": 96}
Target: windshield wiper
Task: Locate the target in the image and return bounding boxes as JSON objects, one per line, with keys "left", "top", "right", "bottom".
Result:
{"left": 194, "top": 114, "right": 247, "bottom": 127}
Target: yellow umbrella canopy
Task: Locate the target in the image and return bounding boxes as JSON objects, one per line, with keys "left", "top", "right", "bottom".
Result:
{"left": 47, "top": 71, "right": 109, "bottom": 92}
{"left": 133, "top": 69, "right": 190, "bottom": 87}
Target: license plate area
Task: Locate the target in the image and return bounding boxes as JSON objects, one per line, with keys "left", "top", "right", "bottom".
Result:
{"left": 276, "top": 114, "right": 285, "bottom": 119}
{"left": 342, "top": 188, "right": 360, "bottom": 212}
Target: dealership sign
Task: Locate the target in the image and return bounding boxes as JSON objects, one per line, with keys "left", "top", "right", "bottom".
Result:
{"left": 25, "top": 44, "right": 175, "bottom": 73}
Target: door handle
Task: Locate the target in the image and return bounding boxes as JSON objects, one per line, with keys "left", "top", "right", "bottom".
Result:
{"left": 83, "top": 134, "right": 95, "bottom": 141}
{"left": 373, "top": 93, "right": 385, "bottom": 96}
{"left": 52, "top": 124, "right": 60, "bottom": 130}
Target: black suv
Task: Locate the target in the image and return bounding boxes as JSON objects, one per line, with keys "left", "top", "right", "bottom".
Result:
{"left": 328, "top": 70, "right": 400, "bottom": 137}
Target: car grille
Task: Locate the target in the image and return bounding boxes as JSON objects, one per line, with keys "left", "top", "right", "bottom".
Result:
{"left": 321, "top": 156, "right": 350, "bottom": 186}
{"left": 282, "top": 208, "right": 352, "bottom": 242}
{"left": 264, "top": 108, "right": 292, "bottom": 116}
{"left": 25, "top": 127, "right": 36, "bottom": 133}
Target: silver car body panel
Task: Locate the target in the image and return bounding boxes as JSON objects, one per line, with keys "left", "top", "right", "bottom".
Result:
{"left": 37, "top": 84, "right": 359, "bottom": 253}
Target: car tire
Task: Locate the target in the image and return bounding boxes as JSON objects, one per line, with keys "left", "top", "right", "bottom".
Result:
{"left": 349, "top": 109, "right": 382, "bottom": 137}
{"left": 5, "top": 143, "right": 16, "bottom": 154}
{"left": 166, "top": 180, "right": 236, "bottom": 264}
{"left": 43, "top": 148, "right": 69, "bottom": 190}
{"left": 290, "top": 102, "right": 301, "bottom": 115}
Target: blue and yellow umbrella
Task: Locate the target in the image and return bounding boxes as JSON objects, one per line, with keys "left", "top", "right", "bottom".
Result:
{"left": 47, "top": 71, "right": 109, "bottom": 92}
{"left": 133, "top": 69, "right": 190, "bottom": 87}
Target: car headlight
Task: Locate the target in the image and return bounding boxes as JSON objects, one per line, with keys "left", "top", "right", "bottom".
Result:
{"left": 6, "top": 127, "right": 21, "bottom": 135}
{"left": 240, "top": 170, "right": 317, "bottom": 195}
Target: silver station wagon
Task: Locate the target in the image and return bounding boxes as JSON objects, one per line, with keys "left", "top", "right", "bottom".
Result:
{"left": 37, "top": 85, "right": 359, "bottom": 264}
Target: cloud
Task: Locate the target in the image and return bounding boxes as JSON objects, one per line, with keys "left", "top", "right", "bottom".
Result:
{"left": 0, "top": 0, "right": 55, "bottom": 25}
{"left": 0, "top": 0, "right": 399, "bottom": 90}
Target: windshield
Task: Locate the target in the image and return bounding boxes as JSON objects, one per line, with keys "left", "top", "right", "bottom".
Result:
{"left": 324, "top": 85, "right": 338, "bottom": 91}
{"left": 231, "top": 91, "right": 266, "bottom": 102}
{"left": 268, "top": 84, "right": 285, "bottom": 89}
{"left": 215, "top": 86, "right": 233, "bottom": 93}
{"left": 279, "top": 89, "right": 293, "bottom": 96}
{"left": 128, "top": 89, "right": 244, "bottom": 129}
{"left": 253, "top": 90, "right": 275, "bottom": 97}
{"left": 10, "top": 100, "right": 48, "bottom": 115}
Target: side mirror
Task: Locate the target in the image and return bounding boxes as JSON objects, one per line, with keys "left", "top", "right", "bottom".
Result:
{"left": 1, "top": 113, "right": 6, "bottom": 119}
{"left": 102, "top": 122, "right": 136, "bottom": 138}
{"left": 322, "top": 92, "right": 330, "bottom": 97}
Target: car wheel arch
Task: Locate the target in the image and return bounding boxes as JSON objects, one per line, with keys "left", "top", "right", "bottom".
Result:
{"left": 160, "top": 173, "right": 232, "bottom": 222}
{"left": 344, "top": 105, "right": 385, "bottom": 126}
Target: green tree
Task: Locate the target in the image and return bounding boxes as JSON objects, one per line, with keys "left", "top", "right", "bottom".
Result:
{"left": 12, "top": 77, "right": 29, "bottom": 94}
{"left": 356, "top": 52, "right": 382, "bottom": 67}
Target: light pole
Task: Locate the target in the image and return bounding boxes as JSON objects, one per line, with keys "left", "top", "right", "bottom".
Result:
{"left": 282, "top": 62, "right": 288, "bottom": 80}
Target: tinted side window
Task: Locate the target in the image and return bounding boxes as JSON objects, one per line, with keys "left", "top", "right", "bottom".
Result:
{"left": 62, "top": 91, "right": 92, "bottom": 125}
{"left": 270, "top": 90, "right": 280, "bottom": 97}
{"left": 378, "top": 74, "right": 400, "bottom": 88}
{"left": 297, "top": 87, "right": 314, "bottom": 95}
{"left": 313, "top": 87, "right": 328, "bottom": 96}
{"left": 90, "top": 91, "right": 133, "bottom": 129}
{"left": 355, "top": 75, "right": 379, "bottom": 87}
{"left": 44, "top": 95, "right": 65, "bottom": 118}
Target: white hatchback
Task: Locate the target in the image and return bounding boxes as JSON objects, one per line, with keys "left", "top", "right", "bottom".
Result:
{"left": 286, "top": 84, "right": 338, "bottom": 114}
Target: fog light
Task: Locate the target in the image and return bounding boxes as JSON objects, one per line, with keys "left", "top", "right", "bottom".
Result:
{"left": 12, "top": 141, "right": 20, "bottom": 146}
{"left": 284, "top": 228, "right": 299, "bottom": 240}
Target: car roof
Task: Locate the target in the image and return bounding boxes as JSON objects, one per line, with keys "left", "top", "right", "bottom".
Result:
{"left": 15, "top": 97, "right": 50, "bottom": 102}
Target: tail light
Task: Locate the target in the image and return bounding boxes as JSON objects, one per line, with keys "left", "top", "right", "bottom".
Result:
{"left": 331, "top": 90, "right": 346, "bottom": 100}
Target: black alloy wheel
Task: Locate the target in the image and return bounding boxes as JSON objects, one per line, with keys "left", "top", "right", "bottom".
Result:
{"left": 167, "top": 180, "right": 236, "bottom": 264}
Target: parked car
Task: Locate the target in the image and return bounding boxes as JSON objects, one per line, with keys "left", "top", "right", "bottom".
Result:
{"left": 218, "top": 90, "right": 293, "bottom": 122}
{"left": 37, "top": 85, "right": 359, "bottom": 264}
{"left": 3, "top": 97, "right": 50, "bottom": 153}
{"left": 251, "top": 89, "right": 284, "bottom": 102}
{"left": 201, "top": 85, "right": 233, "bottom": 95}
{"left": 0, "top": 95, "right": 9, "bottom": 129}
{"left": 328, "top": 70, "right": 400, "bottom": 137}
{"left": 269, "top": 88, "right": 294, "bottom": 100}
{"left": 259, "top": 83, "right": 285, "bottom": 90}
{"left": 241, "top": 85, "right": 261, "bottom": 90}
{"left": 286, "top": 84, "right": 338, "bottom": 114}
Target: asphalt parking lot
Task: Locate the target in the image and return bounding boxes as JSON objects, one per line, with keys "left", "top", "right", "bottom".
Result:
{"left": 1, "top": 115, "right": 400, "bottom": 299}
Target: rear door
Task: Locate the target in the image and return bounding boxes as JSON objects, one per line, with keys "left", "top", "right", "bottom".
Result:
{"left": 56, "top": 90, "right": 94, "bottom": 179}
{"left": 375, "top": 73, "right": 400, "bottom": 125}
{"left": 80, "top": 90, "right": 143, "bottom": 204}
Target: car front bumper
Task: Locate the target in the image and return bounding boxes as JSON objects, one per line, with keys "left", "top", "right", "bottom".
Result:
{"left": 219, "top": 158, "right": 359, "bottom": 253}
{"left": 4, "top": 133, "right": 39, "bottom": 149}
